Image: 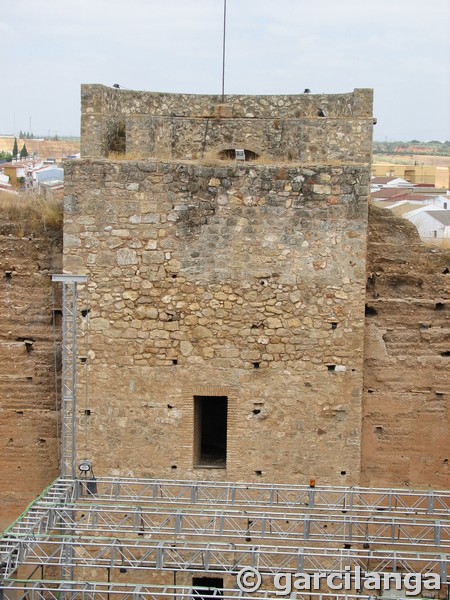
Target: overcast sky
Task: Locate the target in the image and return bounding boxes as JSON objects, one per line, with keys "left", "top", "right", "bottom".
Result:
{"left": 1, "top": 0, "right": 449, "bottom": 141}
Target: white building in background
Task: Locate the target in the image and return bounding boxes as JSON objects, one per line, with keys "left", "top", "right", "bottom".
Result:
{"left": 370, "top": 176, "right": 412, "bottom": 192}
{"left": 385, "top": 196, "right": 450, "bottom": 213}
{"left": 0, "top": 173, "right": 10, "bottom": 186}
{"left": 405, "top": 208, "right": 450, "bottom": 242}
{"left": 0, "top": 172, "right": 13, "bottom": 192}
{"left": 25, "top": 165, "right": 64, "bottom": 191}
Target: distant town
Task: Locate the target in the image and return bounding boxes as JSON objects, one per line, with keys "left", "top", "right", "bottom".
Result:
{"left": 0, "top": 135, "right": 449, "bottom": 246}
{"left": 0, "top": 135, "right": 81, "bottom": 201}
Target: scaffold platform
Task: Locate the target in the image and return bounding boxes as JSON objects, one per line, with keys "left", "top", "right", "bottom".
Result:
{"left": 1, "top": 477, "right": 450, "bottom": 599}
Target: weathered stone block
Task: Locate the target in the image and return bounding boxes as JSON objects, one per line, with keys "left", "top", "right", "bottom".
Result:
{"left": 117, "top": 248, "right": 138, "bottom": 265}
{"left": 142, "top": 251, "right": 165, "bottom": 264}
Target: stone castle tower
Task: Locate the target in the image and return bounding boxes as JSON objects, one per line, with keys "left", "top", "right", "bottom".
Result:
{"left": 64, "top": 85, "right": 374, "bottom": 484}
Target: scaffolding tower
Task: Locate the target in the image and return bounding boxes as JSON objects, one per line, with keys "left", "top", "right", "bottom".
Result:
{"left": 52, "top": 274, "right": 88, "bottom": 479}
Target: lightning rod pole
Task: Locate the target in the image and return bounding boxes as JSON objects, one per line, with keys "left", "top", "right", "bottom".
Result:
{"left": 221, "top": 0, "right": 227, "bottom": 102}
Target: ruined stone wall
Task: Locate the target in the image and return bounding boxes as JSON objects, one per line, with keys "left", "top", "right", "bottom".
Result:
{"left": 362, "top": 206, "right": 450, "bottom": 488}
{"left": 81, "top": 85, "right": 373, "bottom": 164}
{"left": 0, "top": 226, "right": 61, "bottom": 532}
{"left": 1, "top": 204, "right": 448, "bottom": 531}
{"left": 2, "top": 201, "right": 448, "bottom": 534}
{"left": 64, "top": 159, "right": 369, "bottom": 485}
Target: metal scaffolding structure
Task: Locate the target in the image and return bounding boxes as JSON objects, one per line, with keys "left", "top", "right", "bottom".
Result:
{"left": 51, "top": 274, "right": 88, "bottom": 479}
{"left": 3, "top": 532, "right": 449, "bottom": 576}
{"left": 0, "top": 580, "right": 380, "bottom": 600}
{"left": 5, "top": 488, "right": 450, "bottom": 549}
{"left": 50, "top": 274, "right": 87, "bottom": 584}
{"left": 73, "top": 477, "right": 450, "bottom": 516}
{"left": 1, "top": 477, "right": 450, "bottom": 597}
{"left": 1, "top": 274, "right": 448, "bottom": 598}
{"left": 25, "top": 505, "right": 450, "bottom": 549}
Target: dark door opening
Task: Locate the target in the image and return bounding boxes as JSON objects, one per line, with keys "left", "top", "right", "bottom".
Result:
{"left": 192, "top": 577, "right": 223, "bottom": 599}
{"left": 194, "top": 396, "right": 227, "bottom": 468}
{"left": 106, "top": 121, "right": 126, "bottom": 156}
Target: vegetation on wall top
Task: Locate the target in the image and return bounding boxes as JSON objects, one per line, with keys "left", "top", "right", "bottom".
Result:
{"left": 373, "top": 140, "right": 450, "bottom": 156}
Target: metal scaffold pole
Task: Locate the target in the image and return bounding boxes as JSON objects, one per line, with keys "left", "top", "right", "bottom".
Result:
{"left": 52, "top": 274, "right": 88, "bottom": 478}
{"left": 52, "top": 274, "right": 87, "bottom": 587}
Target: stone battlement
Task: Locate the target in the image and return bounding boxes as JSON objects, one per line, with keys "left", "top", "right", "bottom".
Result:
{"left": 81, "top": 85, "right": 374, "bottom": 163}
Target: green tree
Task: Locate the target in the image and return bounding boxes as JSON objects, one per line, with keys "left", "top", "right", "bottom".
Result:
{"left": 0, "top": 151, "right": 13, "bottom": 162}
{"left": 12, "top": 137, "right": 18, "bottom": 157}
{"left": 20, "top": 144, "right": 29, "bottom": 159}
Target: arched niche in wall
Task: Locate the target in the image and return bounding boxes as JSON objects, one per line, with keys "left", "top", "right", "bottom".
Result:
{"left": 217, "top": 148, "right": 260, "bottom": 161}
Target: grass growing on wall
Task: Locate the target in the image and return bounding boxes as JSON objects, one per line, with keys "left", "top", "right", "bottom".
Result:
{"left": 0, "top": 191, "right": 63, "bottom": 237}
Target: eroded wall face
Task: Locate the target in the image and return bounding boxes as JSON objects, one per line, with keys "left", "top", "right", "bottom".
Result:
{"left": 362, "top": 207, "right": 450, "bottom": 488}
{"left": 0, "top": 233, "right": 61, "bottom": 532}
{"left": 64, "top": 160, "right": 369, "bottom": 484}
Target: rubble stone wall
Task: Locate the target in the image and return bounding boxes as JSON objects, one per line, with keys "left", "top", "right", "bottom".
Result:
{"left": 0, "top": 230, "right": 61, "bottom": 532}
{"left": 63, "top": 159, "right": 369, "bottom": 484}
{"left": 81, "top": 85, "right": 373, "bottom": 164}
{"left": 2, "top": 206, "right": 449, "bottom": 533}
{"left": 362, "top": 206, "right": 450, "bottom": 488}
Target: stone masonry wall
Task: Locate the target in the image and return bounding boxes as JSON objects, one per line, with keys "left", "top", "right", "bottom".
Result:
{"left": 0, "top": 227, "right": 61, "bottom": 532}
{"left": 81, "top": 85, "right": 373, "bottom": 164}
{"left": 63, "top": 159, "right": 369, "bottom": 485}
{"left": 362, "top": 206, "right": 450, "bottom": 488}
{"left": 2, "top": 205, "right": 449, "bottom": 534}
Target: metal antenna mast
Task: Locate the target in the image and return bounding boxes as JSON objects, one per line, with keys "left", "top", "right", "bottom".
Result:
{"left": 221, "top": 0, "right": 227, "bottom": 102}
{"left": 52, "top": 274, "right": 88, "bottom": 478}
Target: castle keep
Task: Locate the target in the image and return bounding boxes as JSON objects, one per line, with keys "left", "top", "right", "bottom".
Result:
{"left": 2, "top": 85, "right": 450, "bottom": 598}
{"left": 64, "top": 85, "right": 374, "bottom": 484}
